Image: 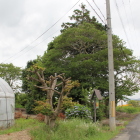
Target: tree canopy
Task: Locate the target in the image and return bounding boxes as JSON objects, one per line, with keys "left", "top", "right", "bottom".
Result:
{"left": 41, "top": 21, "right": 140, "bottom": 102}
{"left": 61, "top": 3, "right": 106, "bottom": 32}
{"left": 0, "top": 63, "right": 22, "bottom": 92}
{"left": 22, "top": 4, "right": 140, "bottom": 104}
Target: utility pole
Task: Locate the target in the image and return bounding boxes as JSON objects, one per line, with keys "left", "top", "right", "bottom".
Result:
{"left": 106, "top": 0, "right": 116, "bottom": 131}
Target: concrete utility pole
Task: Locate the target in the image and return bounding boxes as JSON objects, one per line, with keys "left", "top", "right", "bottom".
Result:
{"left": 106, "top": 0, "right": 116, "bottom": 131}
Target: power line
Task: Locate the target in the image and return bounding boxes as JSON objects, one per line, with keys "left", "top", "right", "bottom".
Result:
{"left": 9, "top": 29, "right": 60, "bottom": 63}
{"left": 1, "top": 0, "right": 81, "bottom": 63}
{"left": 121, "top": 0, "right": 134, "bottom": 47}
{"left": 92, "top": 0, "right": 106, "bottom": 24}
{"left": 128, "top": 0, "right": 139, "bottom": 52}
{"left": 114, "top": 0, "right": 132, "bottom": 49}
{"left": 85, "top": 0, "right": 106, "bottom": 25}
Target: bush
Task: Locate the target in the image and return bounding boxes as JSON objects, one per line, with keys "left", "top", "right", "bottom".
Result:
{"left": 128, "top": 100, "right": 140, "bottom": 107}
{"left": 65, "top": 104, "right": 92, "bottom": 120}
{"left": 126, "top": 107, "right": 138, "bottom": 113}
{"left": 15, "top": 93, "right": 28, "bottom": 108}
{"left": 25, "top": 98, "right": 36, "bottom": 114}
{"left": 33, "top": 100, "right": 53, "bottom": 116}
{"left": 116, "top": 106, "right": 125, "bottom": 112}
{"left": 15, "top": 103, "right": 24, "bottom": 108}
{"left": 96, "top": 101, "right": 106, "bottom": 120}
{"left": 61, "top": 96, "right": 78, "bottom": 111}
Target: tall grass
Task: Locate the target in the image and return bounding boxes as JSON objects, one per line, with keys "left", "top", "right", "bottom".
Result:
{"left": 0, "top": 118, "right": 42, "bottom": 135}
{"left": 1, "top": 105, "right": 139, "bottom": 139}
{"left": 116, "top": 106, "right": 140, "bottom": 114}
{"left": 30, "top": 119, "right": 123, "bottom": 140}
{"left": 0, "top": 118, "right": 124, "bottom": 140}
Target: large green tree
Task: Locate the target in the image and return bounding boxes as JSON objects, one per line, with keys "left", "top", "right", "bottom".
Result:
{"left": 22, "top": 4, "right": 107, "bottom": 104}
{"left": 22, "top": 4, "right": 140, "bottom": 105}
{"left": 41, "top": 22, "right": 140, "bottom": 103}
{"left": 0, "top": 63, "right": 22, "bottom": 92}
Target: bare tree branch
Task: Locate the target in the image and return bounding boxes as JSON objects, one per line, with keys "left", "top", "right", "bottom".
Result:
{"left": 35, "top": 85, "right": 61, "bottom": 94}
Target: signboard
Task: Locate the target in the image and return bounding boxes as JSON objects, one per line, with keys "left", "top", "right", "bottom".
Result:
{"left": 96, "top": 100, "right": 99, "bottom": 109}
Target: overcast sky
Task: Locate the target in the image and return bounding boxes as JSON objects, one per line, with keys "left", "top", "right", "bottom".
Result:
{"left": 0, "top": 0, "right": 139, "bottom": 67}
{"left": 0, "top": 0, "right": 139, "bottom": 97}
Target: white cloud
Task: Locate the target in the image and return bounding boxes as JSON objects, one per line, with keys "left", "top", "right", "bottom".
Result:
{"left": 127, "top": 92, "right": 140, "bottom": 100}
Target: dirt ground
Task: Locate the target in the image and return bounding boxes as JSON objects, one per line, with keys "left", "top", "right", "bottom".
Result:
{"left": 0, "top": 130, "right": 32, "bottom": 140}
{"left": 0, "top": 110, "right": 36, "bottom": 140}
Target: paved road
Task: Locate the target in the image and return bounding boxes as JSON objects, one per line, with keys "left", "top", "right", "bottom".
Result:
{"left": 112, "top": 114, "right": 140, "bottom": 140}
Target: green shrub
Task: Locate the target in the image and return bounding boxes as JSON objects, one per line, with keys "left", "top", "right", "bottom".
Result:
{"left": 96, "top": 101, "right": 106, "bottom": 120}
{"left": 15, "top": 103, "right": 24, "bottom": 108}
{"left": 61, "top": 96, "right": 78, "bottom": 111}
{"left": 124, "top": 106, "right": 139, "bottom": 113}
{"left": 65, "top": 104, "right": 92, "bottom": 120}
{"left": 25, "top": 98, "right": 36, "bottom": 114}
{"left": 116, "top": 106, "right": 125, "bottom": 112}
{"left": 128, "top": 100, "right": 140, "bottom": 107}
{"left": 15, "top": 93, "right": 28, "bottom": 108}
{"left": 33, "top": 100, "right": 53, "bottom": 116}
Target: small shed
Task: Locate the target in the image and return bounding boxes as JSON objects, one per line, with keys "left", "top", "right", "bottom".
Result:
{"left": 91, "top": 89, "right": 103, "bottom": 101}
{"left": 0, "top": 78, "right": 15, "bottom": 128}
{"left": 91, "top": 89, "right": 103, "bottom": 122}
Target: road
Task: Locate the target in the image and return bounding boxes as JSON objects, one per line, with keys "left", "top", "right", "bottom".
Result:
{"left": 112, "top": 114, "right": 140, "bottom": 140}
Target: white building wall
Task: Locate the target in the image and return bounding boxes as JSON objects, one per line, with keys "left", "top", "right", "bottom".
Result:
{"left": 117, "top": 100, "right": 128, "bottom": 106}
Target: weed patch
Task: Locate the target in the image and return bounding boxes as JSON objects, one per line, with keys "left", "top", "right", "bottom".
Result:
{"left": 30, "top": 119, "right": 123, "bottom": 140}
{"left": 0, "top": 118, "right": 42, "bottom": 135}
{"left": 116, "top": 106, "right": 140, "bottom": 114}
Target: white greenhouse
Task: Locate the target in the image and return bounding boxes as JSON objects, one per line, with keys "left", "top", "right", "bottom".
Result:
{"left": 0, "top": 78, "right": 15, "bottom": 129}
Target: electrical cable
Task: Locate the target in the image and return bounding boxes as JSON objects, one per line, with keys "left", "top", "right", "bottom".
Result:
{"left": 85, "top": 0, "right": 106, "bottom": 25}
{"left": 92, "top": 0, "right": 106, "bottom": 24}
{"left": 114, "top": 0, "right": 132, "bottom": 49}
{"left": 128, "top": 0, "right": 139, "bottom": 53}
{"left": 121, "top": 0, "right": 134, "bottom": 47}
{"left": 9, "top": 29, "right": 60, "bottom": 63}
{"left": 1, "top": 0, "right": 81, "bottom": 63}
{"left": 113, "top": 0, "right": 139, "bottom": 83}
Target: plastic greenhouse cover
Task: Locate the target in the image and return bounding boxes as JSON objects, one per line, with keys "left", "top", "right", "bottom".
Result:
{"left": 0, "top": 78, "right": 14, "bottom": 98}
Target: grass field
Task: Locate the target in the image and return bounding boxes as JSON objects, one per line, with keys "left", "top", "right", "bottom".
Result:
{"left": 0, "top": 118, "right": 124, "bottom": 140}
{"left": 1, "top": 106, "right": 140, "bottom": 140}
